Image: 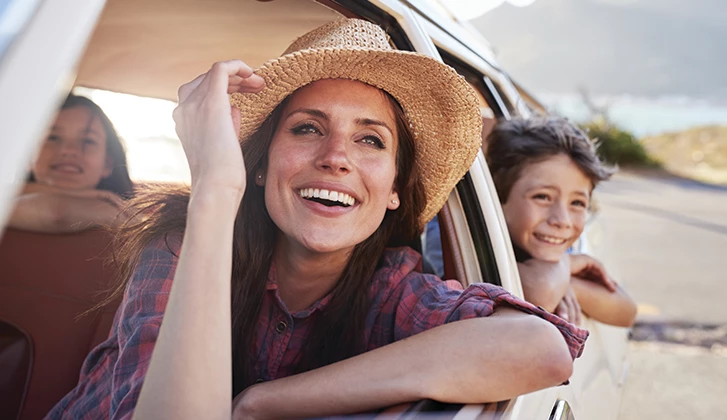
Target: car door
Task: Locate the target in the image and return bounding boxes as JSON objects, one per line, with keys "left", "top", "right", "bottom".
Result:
{"left": 407, "top": 4, "right": 629, "bottom": 418}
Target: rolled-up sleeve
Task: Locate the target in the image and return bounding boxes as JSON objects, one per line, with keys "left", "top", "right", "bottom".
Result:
{"left": 368, "top": 248, "right": 588, "bottom": 360}
{"left": 46, "top": 235, "right": 180, "bottom": 420}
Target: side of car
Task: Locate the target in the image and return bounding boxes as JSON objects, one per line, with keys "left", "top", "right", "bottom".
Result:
{"left": 0, "top": 0, "right": 628, "bottom": 419}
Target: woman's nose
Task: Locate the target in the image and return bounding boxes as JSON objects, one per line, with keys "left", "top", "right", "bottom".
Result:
{"left": 315, "top": 134, "right": 351, "bottom": 174}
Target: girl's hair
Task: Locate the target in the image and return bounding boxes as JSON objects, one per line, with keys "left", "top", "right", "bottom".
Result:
{"left": 29, "top": 94, "right": 135, "bottom": 197}
{"left": 485, "top": 116, "right": 615, "bottom": 203}
{"left": 98, "top": 89, "right": 426, "bottom": 395}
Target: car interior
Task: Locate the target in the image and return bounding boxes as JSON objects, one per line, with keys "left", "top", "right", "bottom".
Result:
{"left": 0, "top": 1, "right": 520, "bottom": 418}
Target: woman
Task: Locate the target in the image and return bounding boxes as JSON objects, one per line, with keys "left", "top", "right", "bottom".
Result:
{"left": 9, "top": 94, "right": 134, "bottom": 233}
{"left": 48, "top": 20, "right": 587, "bottom": 420}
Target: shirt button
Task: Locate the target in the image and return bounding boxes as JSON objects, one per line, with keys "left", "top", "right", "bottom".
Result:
{"left": 275, "top": 321, "right": 287, "bottom": 333}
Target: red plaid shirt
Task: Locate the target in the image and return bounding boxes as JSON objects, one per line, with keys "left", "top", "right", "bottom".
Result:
{"left": 47, "top": 235, "right": 588, "bottom": 420}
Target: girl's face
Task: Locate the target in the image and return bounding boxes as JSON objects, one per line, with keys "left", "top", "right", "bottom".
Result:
{"left": 502, "top": 154, "right": 591, "bottom": 262}
{"left": 262, "top": 79, "right": 401, "bottom": 256}
{"left": 32, "top": 106, "right": 112, "bottom": 190}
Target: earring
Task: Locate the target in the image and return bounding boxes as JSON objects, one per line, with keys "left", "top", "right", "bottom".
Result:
{"left": 392, "top": 199, "right": 399, "bottom": 206}
{"left": 257, "top": 174, "right": 263, "bottom": 181}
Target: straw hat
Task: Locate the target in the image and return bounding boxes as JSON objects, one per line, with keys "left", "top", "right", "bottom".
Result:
{"left": 230, "top": 18, "right": 482, "bottom": 229}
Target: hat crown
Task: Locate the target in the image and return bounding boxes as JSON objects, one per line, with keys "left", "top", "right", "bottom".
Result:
{"left": 283, "top": 19, "right": 394, "bottom": 55}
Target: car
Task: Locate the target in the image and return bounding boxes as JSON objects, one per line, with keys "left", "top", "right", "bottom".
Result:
{"left": 0, "top": 0, "right": 629, "bottom": 419}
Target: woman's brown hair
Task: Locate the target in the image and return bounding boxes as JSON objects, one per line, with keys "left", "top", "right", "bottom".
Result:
{"left": 485, "top": 116, "right": 615, "bottom": 204}
{"left": 98, "top": 88, "right": 426, "bottom": 395}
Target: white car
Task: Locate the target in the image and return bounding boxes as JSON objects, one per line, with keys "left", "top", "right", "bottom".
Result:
{"left": 0, "top": 1, "right": 629, "bottom": 419}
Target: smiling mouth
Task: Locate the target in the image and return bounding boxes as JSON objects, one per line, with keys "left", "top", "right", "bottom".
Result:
{"left": 298, "top": 188, "right": 356, "bottom": 207}
{"left": 51, "top": 164, "right": 83, "bottom": 174}
{"left": 533, "top": 233, "right": 567, "bottom": 245}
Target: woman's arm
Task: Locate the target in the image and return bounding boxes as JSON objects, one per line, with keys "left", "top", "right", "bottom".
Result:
{"left": 571, "top": 277, "right": 637, "bottom": 327}
{"left": 234, "top": 308, "right": 573, "bottom": 420}
{"left": 132, "top": 60, "right": 264, "bottom": 420}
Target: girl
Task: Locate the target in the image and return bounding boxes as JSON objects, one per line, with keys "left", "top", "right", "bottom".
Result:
{"left": 49, "top": 20, "right": 588, "bottom": 420}
{"left": 9, "top": 94, "right": 133, "bottom": 233}
{"left": 486, "top": 116, "right": 637, "bottom": 327}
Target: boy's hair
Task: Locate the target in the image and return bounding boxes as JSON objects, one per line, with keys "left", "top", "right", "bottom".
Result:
{"left": 485, "top": 116, "right": 615, "bottom": 203}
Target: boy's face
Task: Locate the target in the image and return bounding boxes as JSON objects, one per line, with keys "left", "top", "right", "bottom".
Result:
{"left": 502, "top": 154, "right": 591, "bottom": 262}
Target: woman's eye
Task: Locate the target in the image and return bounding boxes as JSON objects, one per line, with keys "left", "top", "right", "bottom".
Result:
{"left": 533, "top": 193, "right": 550, "bottom": 201}
{"left": 291, "top": 123, "right": 321, "bottom": 135}
{"left": 572, "top": 199, "right": 588, "bottom": 208}
{"left": 46, "top": 135, "right": 59, "bottom": 142}
{"left": 83, "top": 138, "right": 98, "bottom": 146}
{"left": 360, "top": 135, "right": 385, "bottom": 149}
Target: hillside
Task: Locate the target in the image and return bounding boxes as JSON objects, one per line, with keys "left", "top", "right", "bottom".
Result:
{"left": 642, "top": 126, "right": 727, "bottom": 184}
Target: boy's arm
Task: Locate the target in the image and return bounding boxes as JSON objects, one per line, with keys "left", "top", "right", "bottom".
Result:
{"left": 517, "top": 258, "right": 571, "bottom": 312}
{"left": 570, "top": 277, "right": 637, "bottom": 327}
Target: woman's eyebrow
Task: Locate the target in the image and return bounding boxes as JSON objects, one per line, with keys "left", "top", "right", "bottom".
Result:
{"left": 356, "top": 118, "right": 393, "bottom": 136}
{"left": 286, "top": 108, "right": 328, "bottom": 120}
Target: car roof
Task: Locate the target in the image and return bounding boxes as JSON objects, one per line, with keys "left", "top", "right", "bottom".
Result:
{"left": 75, "top": 0, "right": 342, "bottom": 101}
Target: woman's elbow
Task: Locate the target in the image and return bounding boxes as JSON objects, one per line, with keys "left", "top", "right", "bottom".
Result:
{"left": 533, "top": 320, "right": 574, "bottom": 386}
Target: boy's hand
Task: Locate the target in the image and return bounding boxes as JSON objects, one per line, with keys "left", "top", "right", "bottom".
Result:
{"left": 554, "top": 286, "right": 582, "bottom": 326}
{"left": 569, "top": 254, "right": 617, "bottom": 292}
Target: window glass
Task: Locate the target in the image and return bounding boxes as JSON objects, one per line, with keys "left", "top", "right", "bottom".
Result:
{"left": 73, "top": 87, "right": 190, "bottom": 184}
{"left": 0, "top": 0, "right": 41, "bottom": 62}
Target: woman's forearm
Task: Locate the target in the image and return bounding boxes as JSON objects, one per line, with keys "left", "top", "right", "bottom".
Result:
{"left": 571, "top": 277, "right": 637, "bottom": 327}
{"left": 133, "top": 191, "right": 241, "bottom": 420}
{"left": 235, "top": 309, "right": 573, "bottom": 419}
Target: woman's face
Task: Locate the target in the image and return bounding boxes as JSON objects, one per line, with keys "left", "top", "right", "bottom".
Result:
{"left": 32, "top": 106, "right": 112, "bottom": 190}
{"left": 262, "top": 79, "right": 401, "bottom": 255}
{"left": 502, "top": 154, "right": 591, "bottom": 262}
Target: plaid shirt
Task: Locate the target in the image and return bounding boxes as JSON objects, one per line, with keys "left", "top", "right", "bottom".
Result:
{"left": 47, "top": 236, "right": 588, "bottom": 420}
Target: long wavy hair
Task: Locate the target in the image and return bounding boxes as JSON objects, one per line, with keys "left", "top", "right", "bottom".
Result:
{"left": 98, "top": 88, "right": 426, "bottom": 395}
{"left": 29, "top": 94, "right": 135, "bottom": 197}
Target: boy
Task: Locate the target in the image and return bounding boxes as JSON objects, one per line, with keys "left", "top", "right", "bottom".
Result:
{"left": 486, "top": 116, "right": 637, "bottom": 327}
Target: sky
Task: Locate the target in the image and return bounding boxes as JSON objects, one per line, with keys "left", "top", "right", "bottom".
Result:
{"left": 469, "top": 0, "right": 727, "bottom": 100}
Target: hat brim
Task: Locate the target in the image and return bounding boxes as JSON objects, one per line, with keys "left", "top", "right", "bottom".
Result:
{"left": 230, "top": 48, "right": 482, "bottom": 228}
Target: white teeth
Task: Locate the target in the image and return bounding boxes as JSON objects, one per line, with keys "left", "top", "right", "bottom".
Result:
{"left": 535, "top": 233, "right": 566, "bottom": 245}
{"left": 298, "top": 188, "right": 356, "bottom": 206}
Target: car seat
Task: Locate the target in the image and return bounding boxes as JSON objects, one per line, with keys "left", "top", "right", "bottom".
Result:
{"left": 0, "top": 228, "right": 121, "bottom": 420}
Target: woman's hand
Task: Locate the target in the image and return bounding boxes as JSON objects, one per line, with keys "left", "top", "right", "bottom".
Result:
{"left": 569, "top": 253, "right": 617, "bottom": 292}
{"left": 172, "top": 60, "right": 265, "bottom": 200}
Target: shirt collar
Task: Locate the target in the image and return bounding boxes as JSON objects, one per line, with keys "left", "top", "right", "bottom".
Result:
{"left": 266, "top": 264, "right": 334, "bottom": 319}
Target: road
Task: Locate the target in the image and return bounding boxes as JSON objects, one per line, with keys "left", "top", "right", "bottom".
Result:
{"left": 594, "top": 170, "right": 727, "bottom": 420}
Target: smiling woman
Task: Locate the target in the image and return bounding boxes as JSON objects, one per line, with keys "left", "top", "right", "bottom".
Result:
{"left": 47, "top": 19, "right": 588, "bottom": 420}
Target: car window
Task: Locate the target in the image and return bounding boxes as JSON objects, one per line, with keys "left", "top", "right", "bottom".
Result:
{"left": 0, "top": 0, "right": 41, "bottom": 61}
{"left": 420, "top": 49, "right": 510, "bottom": 287}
